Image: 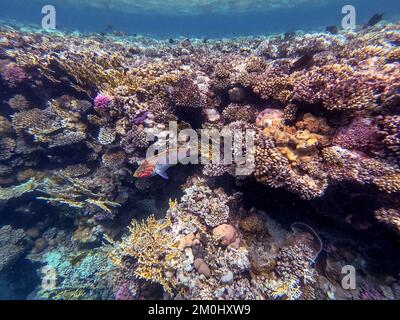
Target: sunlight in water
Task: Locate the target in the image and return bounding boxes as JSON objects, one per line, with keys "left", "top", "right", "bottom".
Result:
{"left": 33, "top": 0, "right": 329, "bottom": 15}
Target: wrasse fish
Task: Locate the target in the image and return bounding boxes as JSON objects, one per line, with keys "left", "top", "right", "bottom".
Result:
{"left": 134, "top": 147, "right": 199, "bottom": 180}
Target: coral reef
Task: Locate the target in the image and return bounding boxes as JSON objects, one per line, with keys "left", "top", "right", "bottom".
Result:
{"left": 0, "top": 20, "right": 400, "bottom": 301}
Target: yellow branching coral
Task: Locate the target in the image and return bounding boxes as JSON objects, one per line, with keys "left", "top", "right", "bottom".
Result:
{"left": 254, "top": 276, "right": 302, "bottom": 300}
{"left": 0, "top": 178, "right": 39, "bottom": 201}
{"left": 36, "top": 175, "right": 120, "bottom": 213}
{"left": 107, "top": 215, "right": 181, "bottom": 294}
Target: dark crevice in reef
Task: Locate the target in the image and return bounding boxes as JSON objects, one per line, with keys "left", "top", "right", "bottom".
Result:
{"left": 0, "top": 257, "right": 41, "bottom": 300}
{"left": 237, "top": 177, "right": 400, "bottom": 278}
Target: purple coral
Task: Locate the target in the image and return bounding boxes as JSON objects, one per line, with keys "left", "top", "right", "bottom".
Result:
{"left": 115, "top": 283, "right": 135, "bottom": 300}
{"left": 94, "top": 94, "right": 112, "bottom": 110}
{"left": 132, "top": 110, "right": 150, "bottom": 125}
{"left": 2, "top": 63, "right": 26, "bottom": 86}
{"left": 333, "top": 117, "right": 378, "bottom": 154}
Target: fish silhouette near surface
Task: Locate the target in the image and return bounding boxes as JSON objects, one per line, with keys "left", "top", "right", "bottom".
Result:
{"left": 366, "top": 13, "right": 384, "bottom": 27}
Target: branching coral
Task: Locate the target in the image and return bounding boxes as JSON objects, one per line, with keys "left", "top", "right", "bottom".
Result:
{"left": 374, "top": 208, "right": 400, "bottom": 234}
{"left": 322, "top": 146, "right": 400, "bottom": 193}
{"left": 377, "top": 115, "right": 400, "bottom": 166}
{"left": 98, "top": 127, "right": 116, "bottom": 145}
{"left": 106, "top": 215, "right": 180, "bottom": 293}
{"left": 222, "top": 104, "right": 256, "bottom": 123}
{"left": 169, "top": 76, "right": 204, "bottom": 108}
{"left": 292, "top": 64, "right": 381, "bottom": 112}
{"left": 179, "top": 178, "right": 231, "bottom": 227}
{"left": 253, "top": 69, "right": 294, "bottom": 104}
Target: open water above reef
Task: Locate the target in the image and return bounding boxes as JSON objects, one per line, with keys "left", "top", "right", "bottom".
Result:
{"left": 0, "top": 0, "right": 399, "bottom": 37}
{"left": 0, "top": 1, "right": 400, "bottom": 301}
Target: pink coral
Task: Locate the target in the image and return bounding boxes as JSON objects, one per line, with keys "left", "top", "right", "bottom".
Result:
{"left": 94, "top": 94, "right": 112, "bottom": 110}
{"left": 115, "top": 283, "right": 135, "bottom": 300}
{"left": 332, "top": 117, "right": 378, "bottom": 154}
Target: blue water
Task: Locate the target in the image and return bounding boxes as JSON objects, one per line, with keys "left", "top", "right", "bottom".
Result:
{"left": 0, "top": 0, "right": 399, "bottom": 37}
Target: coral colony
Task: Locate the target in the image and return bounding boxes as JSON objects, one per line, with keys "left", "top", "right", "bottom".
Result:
{"left": 1, "top": 16, "right": 400, "bottom": 301}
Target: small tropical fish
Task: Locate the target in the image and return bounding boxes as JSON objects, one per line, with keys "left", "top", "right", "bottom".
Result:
{"left": 284, "top": 31, "right": 296, "bottom": 40}
{"left": 133, "top": 147, "right": 198, "bottom": 180}
{"left": 290, "top": 53, "right": 315, "bottom": 72}
{"left": 326, "top": 25, "right": 339, "bottom": 35}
